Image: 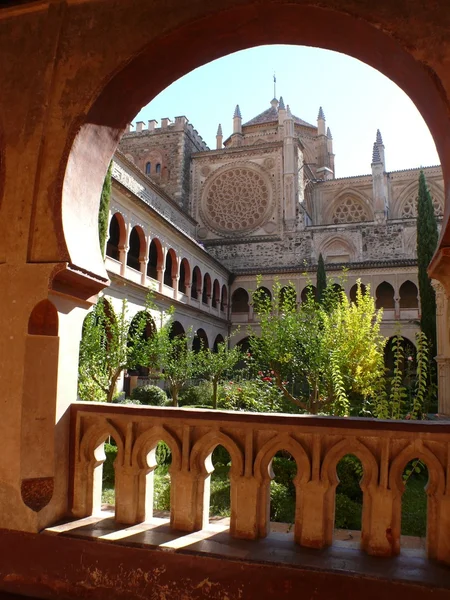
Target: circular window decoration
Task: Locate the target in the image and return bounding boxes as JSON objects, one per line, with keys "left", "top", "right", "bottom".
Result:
{"left": 332, "top": 197, "right": 369, "bottom": 224}
{"left": 201, "top": 166, "right": 272, "bottom": 235}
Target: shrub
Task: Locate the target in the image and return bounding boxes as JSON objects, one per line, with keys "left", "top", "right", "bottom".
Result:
{"left": 272, "top": 455, "right": 297, "bottom": 496}
{"left": 270, "top": 481, "right": 295, "bottom": 523}
{"left": 218, "top": 379, "right": 284, "bottom": 413}
{"left": 156, "top": 441, "right": 172, "bottom": 466}
{"left": 336, "top": 455, "right": 363, "bottom": 503}
{"left": 179, "top": 381, "right": 213, "bottom": 407}
{"left": 209, "top": 477, "right": 231, "bottom": 517}
{"left": 153, "top": 469, "right": 171, "bottom": 511}
{"left": 130, "top": 385, "right": 167, "bottom": 406}
{"left": 334, "top": 493, "right": 362, "bottom": 530}
{"left": 103, "top": 442, "right": 118, "bottom": 489}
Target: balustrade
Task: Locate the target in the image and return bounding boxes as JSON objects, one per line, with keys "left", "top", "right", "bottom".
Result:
{"left": 71, "top": 403, "right": 450, "bottom": 565}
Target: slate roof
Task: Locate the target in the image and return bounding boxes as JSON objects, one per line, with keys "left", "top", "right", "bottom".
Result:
{"left": 242, "top": 101, "right": 316, "bottom": 129}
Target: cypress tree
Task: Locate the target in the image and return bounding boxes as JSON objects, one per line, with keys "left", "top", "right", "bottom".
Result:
{"left": 98, "top": 162, "right": 112, "bottom": 257}
{"left": 416, "top": 170, "right": 439, "bottom": 356}
{"left": 316, "top": 253, "right": 327, "bottom": 303}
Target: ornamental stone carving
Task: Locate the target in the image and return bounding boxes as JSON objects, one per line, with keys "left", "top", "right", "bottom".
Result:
{"left": 331, "top": 197, "right": 369, "bottom": 224}
{"left": 401, "top": 194, "right": 444, "bottom": 218}
{"left": 200, "top": 163, "right": 273, "bottom": 236}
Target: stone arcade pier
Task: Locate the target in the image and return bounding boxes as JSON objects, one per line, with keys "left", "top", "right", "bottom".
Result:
{"left": 72, "top": 403, "right": 450, "bottom": 565}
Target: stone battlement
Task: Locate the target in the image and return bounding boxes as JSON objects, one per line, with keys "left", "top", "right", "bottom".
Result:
{"left": 124, "top": 117, "right": 209, "bottom": 151}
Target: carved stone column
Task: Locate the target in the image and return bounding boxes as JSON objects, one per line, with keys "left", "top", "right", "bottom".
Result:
{"left": 431, "top": 280, "right": 450, "bottom": 416}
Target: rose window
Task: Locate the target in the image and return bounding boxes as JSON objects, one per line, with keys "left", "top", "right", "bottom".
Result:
{"left": 202, "top": 167, "right": 271, "bottom": 234}
{"left": 332, "top": 198, "right": 369, "bottom": 224}
{"left": 401, "top": 195, "right": 443, "bottom": 218}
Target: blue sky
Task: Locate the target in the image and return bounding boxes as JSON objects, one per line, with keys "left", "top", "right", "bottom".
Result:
{"left": 133, "top": 45, "right": 440, "bottom": 179}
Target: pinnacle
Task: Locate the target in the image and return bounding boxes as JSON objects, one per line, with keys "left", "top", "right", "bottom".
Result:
{"left": 286, "top": 105, "right": 293, "bottom": 119}
{"left": 318, "top": 106, "right": 325, "bottom": 120}
{"left": 327, "top": 127, "right": 332, "bottom": 139}
{"left": 217, "top": 123, "right": 223, "bottom": 136}
{"left": 233, "top": 104, "right": 242, "bottom": 119}
{"left": 278, "top": 96, "right": 286, "bottom": 110}
{"left": 372, "top": 142, "right": 381, "bottom": 163}
{"left": 376, "top": 129, "right": 383, "bottom": 145}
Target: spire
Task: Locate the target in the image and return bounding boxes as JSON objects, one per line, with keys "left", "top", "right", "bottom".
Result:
{"left": 233, "top": 104, "right": 241, "bottom": 119}
{"left": 327, "top": 127, "right": 332, "bottom": 139}
{"left": 216, "top": 123, "right": 223, "bottom": 136}
{"left": 318, "top": 106, "right": 325, "bottom": 120}
{"left": 286, "top": 105, "right": 292, "bottom": 119}
{"left": 216, "top": 123, "right": 223, "bottom": 149}
{"left": 372, "top": 142, "right": 381, "bottom": 163}
{"left": 278, "top": 96, "right": 285, "bottom": 110}
{"left": 376, "top": 129, "right": 383, "bottom": 145}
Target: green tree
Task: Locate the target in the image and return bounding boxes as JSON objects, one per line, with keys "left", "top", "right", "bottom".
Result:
{"left": 197, "top": 340, "right": 243, "bottom": 408}
{"left": 316, "top": 253, "right": 327, "bottom": 303}
{"left": 149, "top": 320, "right": 199, "bottom": 407}
{"left": 249, "top": 278, "right": 387, "bottom": 415}
{"left": 416, "top": 170, "right": 438, "bottom": 357}
{"left": 98, "top": 162, "right": 112, "bottom": 257}
{"left": 78, "top": 296, "right": 154, "bottom": 402}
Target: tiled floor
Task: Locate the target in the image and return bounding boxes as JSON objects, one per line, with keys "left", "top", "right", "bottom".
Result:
{"left": 44, "top": 510, "right": 450, "bottom": 589}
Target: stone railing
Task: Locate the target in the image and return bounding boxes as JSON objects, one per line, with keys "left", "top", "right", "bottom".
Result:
{"left": 71, "top": 403, "right": 450, "bottom": 565}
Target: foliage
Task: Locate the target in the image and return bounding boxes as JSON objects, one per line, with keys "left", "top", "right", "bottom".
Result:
{"left": 196, "top": 340, "right": 243, "bottom": 408}
{"left": 103, "top": 442, "right": 117, "bottom": 490}
{"left": 334, "top": 494, "right": 362, "bottom": 530}
{"left": 270, "top": 482, "right": 295, "bottom": 523}
{"left": 78, "top": 295, "right": 155, "bottom": 402}
{"left": 179, "top": 381, "right": 213, "bottom": 407}
{"left": 218, "top": 378, "right": 286, "bottom": 413}
{"left": 98, "top": 162, "right": 112, "bottom": 257}
{"left": 316, "top": 253, "right": 327, "bottom": 304}
{"left": 336, "top": 455, "right": 363, "bottom": 503}
{"left": 401, "top": 467, "right": 428, "bottom": 537}
{"left": 153, "top": 467, "right": 171, "bottom": 511}
{"left": 249, "top": 277, "right": 387, "bottom": 416}
{"left": 416, "top": 170, "right": 438, "bottom": 359}
{"left": 130, "top": 384, "right": 167, "bottom": 406}
{"left": 148, "top": 319, "right": 200, "bottom": 406}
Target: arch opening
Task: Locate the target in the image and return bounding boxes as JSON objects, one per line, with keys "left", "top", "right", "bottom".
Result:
{"left": 178, "top": 258, "right": 190, "bottom": 294}
{"left": 208, "top": 445, "right": 232, "bottom": 528}
{"left": 147, "top": 239, "right": 162, "bottom": 280}
{"left": 333, "top": 454, "right": 363, "bottom": 542}
{"left": 106, "top": 213, "right": 125, "bottom": 261}
{"left": 231, "top": 288, "right": 249, "bottom": 314}
{"left": 127, "top": 226, "right": 145, "bottom": 271}
{"left": 268, "top": 450, "right": 297, "bottom": 536}
{"left": 399, "top": 280, "right": 419, "bottom": 309}
{"left": 400, "top": 458, "right": 428, "bottom": 553}
{"left": 376, "top": 281, "right": 395, "bottom": 309}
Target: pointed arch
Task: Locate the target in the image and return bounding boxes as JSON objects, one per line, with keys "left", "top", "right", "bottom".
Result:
{"left": 321, "top": 438, "right": 378, "bottom": 490}
{"left": 106, "top": 212, "right": 126, "bottom": 261}
{"left": 254, "top": 434, "right": 310, "bottom": 483}
{"left": 389, "top": 442, "right": 445, "bottom": 496}
{"left": 131, "top": 426, "right": 182, "bottom": 471}
{"left": 190, "top": 430, "right": 244, "bottom": 477}
{"left": 319, "top": 234, "right": 357, "bottom": 263}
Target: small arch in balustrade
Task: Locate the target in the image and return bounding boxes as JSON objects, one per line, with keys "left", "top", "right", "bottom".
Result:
{"left": 376, "top": 281, "right": 395, "bottom": 309}
{"left": 211, "top": 279, "right": 220, "bottom": 309}
{"left": 254, "top": 434, "right": 310, "bottom": 539}
{"left": 178, "top": 258, "right": 191, "bottom": 294}
{"left": 164, "top": 248, "right": 177, "bottom": 288}
{"left": 191, "top": 266, "right": 202, "bottom": 300}
{"left": 106, "top": 212, "right": 126, "bottom": 261}
{"left": 190, "top": 431, "right": 245, "bottom": 531}
{"left": 131, "top": 427, "right": 182, "bottom": 523}
{"left": 231, "top": 287, "right": 249, "bottom": 314}
{"left": 213, "top": 334, "right": 225, "bottom": 353}
{"left": 202, "top": 272, "right": 212, "bottom": 305}
{"left": 77, "top": 422, "right": 124, "bottom": 517}
{"left": 147, "top": 238, "right": 163, "bottom": 280}
{"left": 399, "top": 280, "right": 419, "bottom": 309}
{"left": 388, "top": 443, "right": 445, "bottom": 557}
{"left": 127, "top": 225, "right": 146, "bottom": 271}
{"left": 193, "top": 328, "right": 209, "bottom": 352}
{"left": 349, "top": 283, "right": 367, "bottom": 304}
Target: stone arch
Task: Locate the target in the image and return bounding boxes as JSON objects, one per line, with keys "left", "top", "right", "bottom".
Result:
{"left": 320, "top": 234, "right": 357, "bottom": 263}
{"left": 396, "top": 179, "right": 445, "bottom": 219}
{"left": 301, "top": 284, "right": 317, "bottom": 303}
{"left": 254, "top": 434, "right": 310, "bottom": 484}
{"left": 211, "top": 278, "right": 220, "bottom": 308}
{"left": 28, "top": 299, "right": 58, "bottom": 336}
{"left": 131, "top": 426, "right": 182, "bottom": 471}
{"left": 79, "top": 421, "right": 125, "bottom": 465}
{"left": 147, "top": 237, "right": 163, "bottom": 279}
{"left": 321, "top": 438, "right": 378, "bottom": 490}
{"left": 163, "top": 247, "right": 177, "bottom": 287}
{"left": 213, "top": 334, "right": 225, "bottom": 352}
{"left": 389, "top": 442, "right": 445, "bottom": 497}
{"left": 326, "top": 189, "right": 373, "bottom": 225}
{"left": 202, "top": 272, "right": 212, "bottom": 305}
{"left": 57, "top": 2, "right": 450, "bottom": 303}
{"left": 191, "top": 265, "right": 202, "bottom": 300}
{"left": 106, "top": 212, "right": 126, "bottom": 261}
{"left": 190, "top": 430, "right": 244, "bottom": 477}
{"left": 349, "top": 282, "right": 367, "bottom": 304}
{"left": 376, "top": 281, "right": 395, "bottom": 309}
{"left": 127, "top": 225, "right": 146, "bottom": 271}
{"left": 399, "top": 280, "right": 419, "bottom": 309}
{"left": 192, "top": 327, "right": 209, "bottom": 352}
{"left": 178, "top": 257, "right": 191, "bottom": 294}
{"left": 169, "top": 321, "right": 185, "bottom": 340}
{"left": 220, "top": 285, "right": 228, "bottom": 312}
{"left": 231, "top": 287, "right": 249, "bottom": 313}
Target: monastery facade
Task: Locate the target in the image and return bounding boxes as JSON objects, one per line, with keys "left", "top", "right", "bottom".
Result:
{"left": 106, "top": 98, "right": 444, "bottom": 373}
